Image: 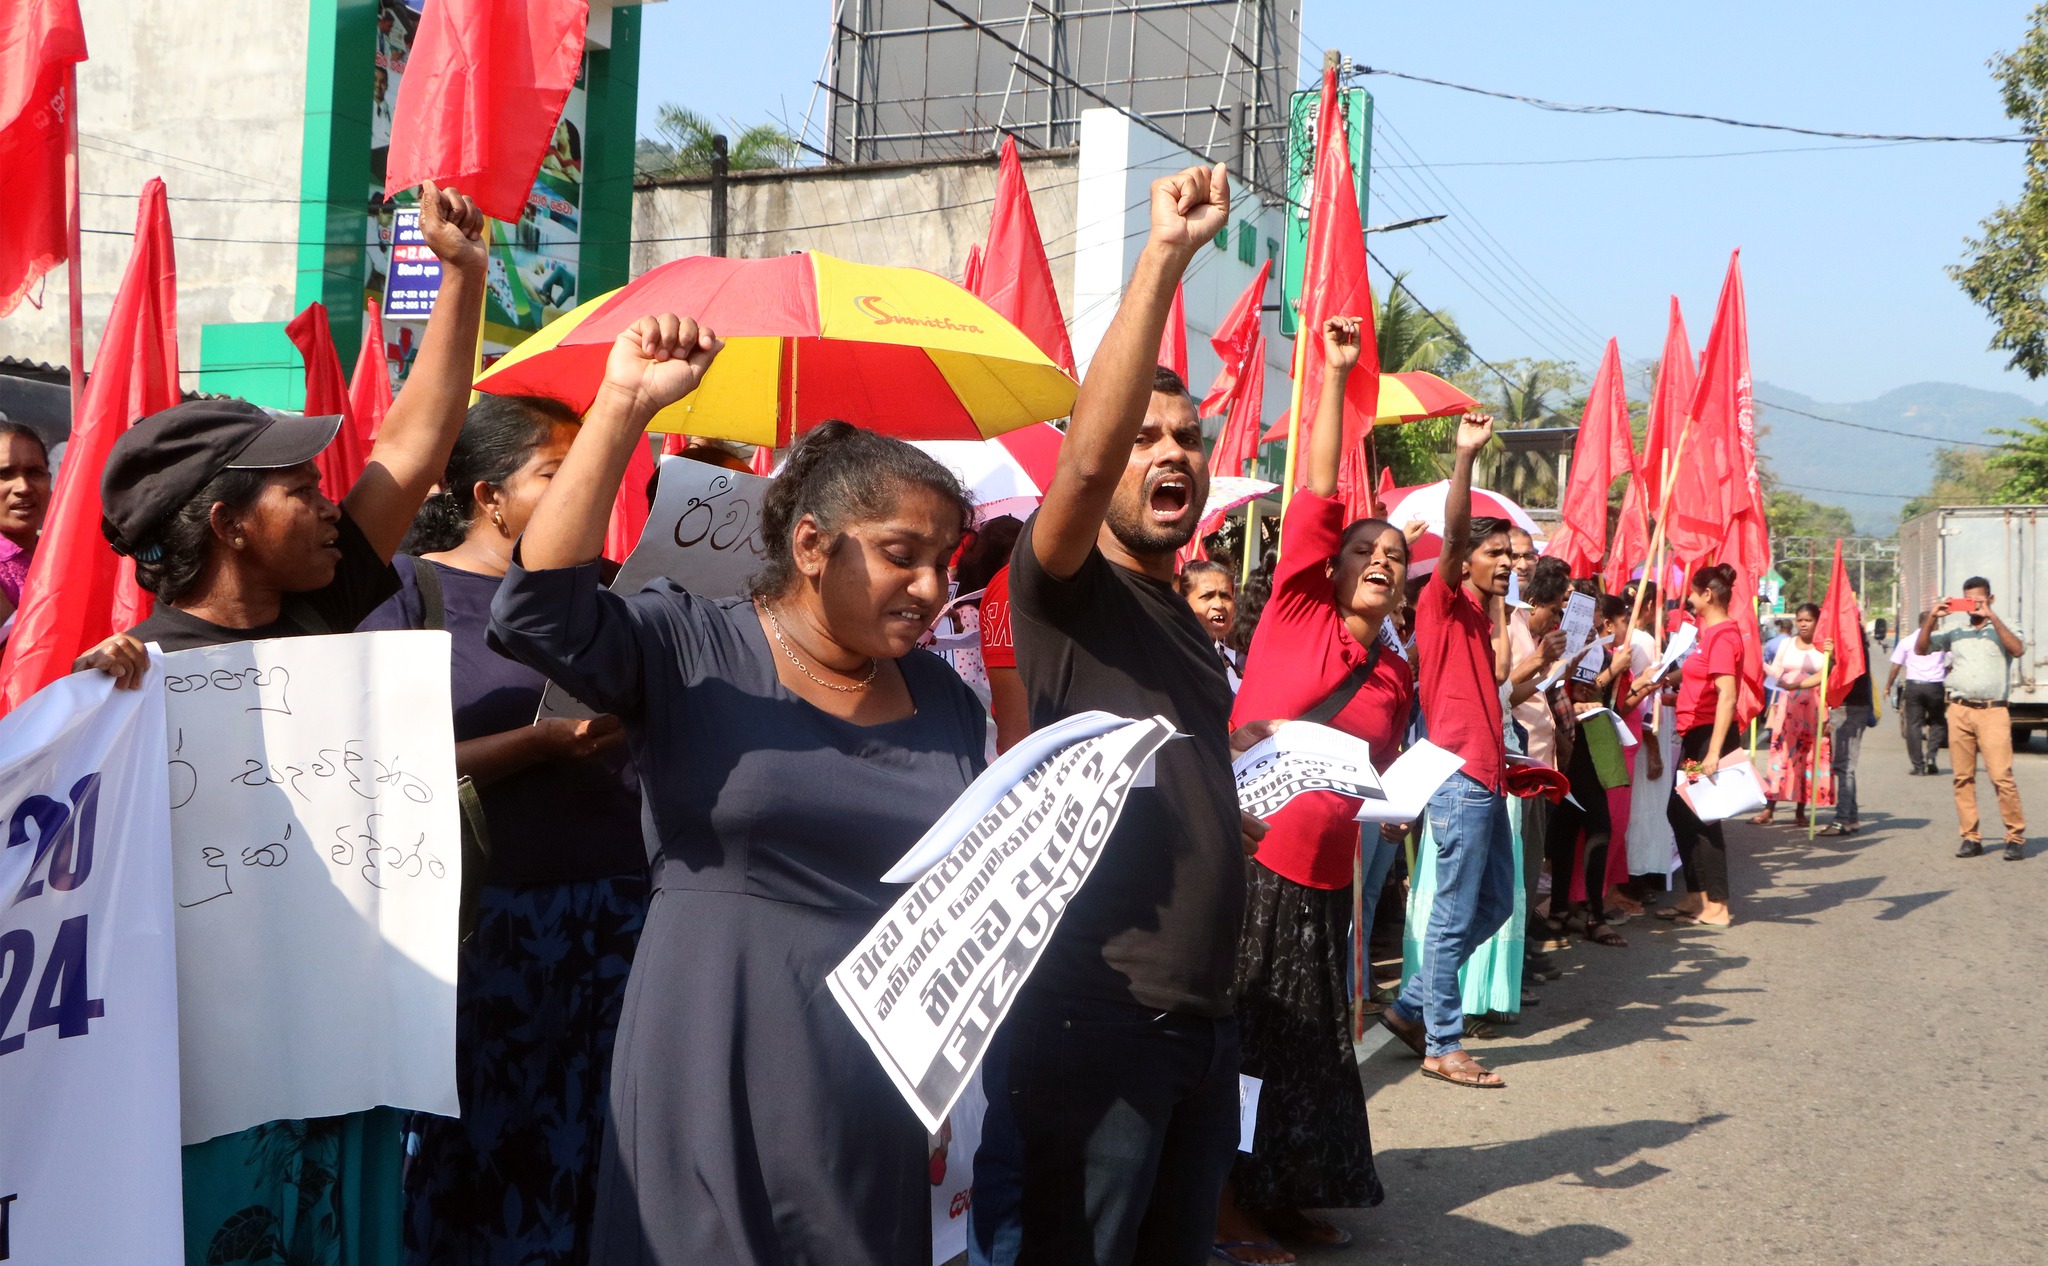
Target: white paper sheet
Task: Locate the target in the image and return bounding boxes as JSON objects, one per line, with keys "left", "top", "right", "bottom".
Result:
{"left": 1353, "top": 739, "right": 1464, "bottom": 823}
{"left": 164, "top": 632, "right": 460, "bottom": 1144}
{"left": 1651, "top": 621, "right": 1699, "bottom": 683}
{"left": 1233, "top": 721, "right": 1386, "bottom": 819}
{"left": 0, "top": 673, "right": 183, "bottom": 1265}
{"left": 1677, "top": 759, "right": 1769, "bottom": 822}
{"left": 1237, "top": 1074, "right": 1264, "bottom": 1153}
{"left": 1560, "top": 590, "right": 1598, "bottom": 661}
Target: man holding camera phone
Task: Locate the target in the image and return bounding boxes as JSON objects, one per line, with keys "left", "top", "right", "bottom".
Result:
{"left": 1917, "top": 577, "right": 2027, "bottom": 860}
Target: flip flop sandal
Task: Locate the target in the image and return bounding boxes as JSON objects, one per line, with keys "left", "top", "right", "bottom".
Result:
{"left": 1378, "top": 1007, "right": 1426, "bottom": 1057}
{"left": 1266, "top": 1211, "right": 1355, "bottom": 1249}
{"left": 1212, "top": 1240, "right": 1294, "bottom": 1265}
{"left": 1584, "top": 923, "right": 1628, "bottom": 947}
{"left": 1422, "top": 1051, "right": 1506, "bottom": 1089}
{"left": 1651, "top": 906, "right": 1685, "bottom": 921}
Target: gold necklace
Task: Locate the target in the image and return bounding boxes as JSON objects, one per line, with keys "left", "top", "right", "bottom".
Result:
{"left": 766, "top": 607, "right": 879, "bottom": 693}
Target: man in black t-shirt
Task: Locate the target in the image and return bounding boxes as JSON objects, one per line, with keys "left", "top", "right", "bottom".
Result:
{"left": 978, "top": 162, "right": 1264, "bottom": 1266}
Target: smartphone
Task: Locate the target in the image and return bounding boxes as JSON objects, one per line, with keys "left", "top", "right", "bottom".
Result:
{"left": 1945, "top": 596, "right": 1979, "bottom": 616}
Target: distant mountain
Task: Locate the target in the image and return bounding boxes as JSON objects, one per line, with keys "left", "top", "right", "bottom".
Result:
{"left": 1753, "top": 381, "right": 2041, "bottom": 534}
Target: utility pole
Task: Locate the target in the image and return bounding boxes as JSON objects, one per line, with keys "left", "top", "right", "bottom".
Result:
{"left": 710, "top": 133, "right": 730, "bottom": 257}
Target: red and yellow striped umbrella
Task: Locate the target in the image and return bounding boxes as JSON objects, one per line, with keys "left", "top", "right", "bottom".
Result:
{"left": 1374, "top": 371, "right": 1478, "bottom": 424}
{"left": 475, "top": 252, "right": 1077, "bottom": 444}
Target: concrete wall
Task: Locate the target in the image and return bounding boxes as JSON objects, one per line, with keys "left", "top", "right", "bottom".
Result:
{"left": 633, "top": 149, "right": 1080, "bottom": 314}
{"left": 0, "top": 0, "right": 310, "bottom": 380}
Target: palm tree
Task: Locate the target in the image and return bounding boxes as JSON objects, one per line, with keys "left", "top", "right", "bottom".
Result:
{"left": 1375, "top": 273, "right": 1469, "bottom": 375}
{"left": 637, "top": 105, "right": 795, "bottom": 179}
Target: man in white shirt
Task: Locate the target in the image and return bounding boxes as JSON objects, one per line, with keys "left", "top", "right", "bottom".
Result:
{"left": 1887, "top": 611, "right": 1949, "bottom": 775}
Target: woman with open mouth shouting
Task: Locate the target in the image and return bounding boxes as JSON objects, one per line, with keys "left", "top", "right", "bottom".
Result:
{"left": 1211, "top": 316, "right": 1412, "bottom": 1265}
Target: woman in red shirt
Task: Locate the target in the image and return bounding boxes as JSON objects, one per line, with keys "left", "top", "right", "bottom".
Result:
{"left": 1664, "top": 563, "right": 1744, "bottom": 926}
{"left": 1214, "top": 318, "right": 1413, "bottom": 1262}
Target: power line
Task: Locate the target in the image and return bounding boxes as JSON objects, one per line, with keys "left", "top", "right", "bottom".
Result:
{"left": 1755, "top": 396, "right": 2008, "bottom": 450}
{"left": 1376, "top": 139, "right": 1926, "bottom": 169}
{"left": 1348, "top": 66, "right": 2034, "bottom": 145}
{"left": 1364, "top": 248, "right": 1520, "bottom": 395}
{"left": 1777, "top": 481, "right": 1916, "bottom": 501}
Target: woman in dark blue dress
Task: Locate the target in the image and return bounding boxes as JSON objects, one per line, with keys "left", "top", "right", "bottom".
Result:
{"left": 489, "top": 315, "right": 987, "bottom": 1266}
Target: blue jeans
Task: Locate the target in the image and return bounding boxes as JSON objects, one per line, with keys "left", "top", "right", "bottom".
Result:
{"left": 967, "top": 1035, "right": 1023, "bottom": 1266}
{"left": 1391, "top": 772, "right": 1516, "bottom": 1057}
{"left": 980, "top": 990, "right": 1240, "bottom": 1266}
{"left": 1353, "top": 828, "right": 1401, "bottom": 996}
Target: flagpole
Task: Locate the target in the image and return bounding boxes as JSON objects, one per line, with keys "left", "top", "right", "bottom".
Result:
{"left": 1809, "top": 652, "right": 1831, "bottom": 842}
{"left": 468, "top": 219, "right": 491, "bottom": 405}
{"left": 1240, "top": 501, "right": 1259, "bottom": 587}
{"left": 64, "top": 67, "right": 85, "bottom": 419}
{"left": 1278, "top": 308, "right": 1311, "bottom": 526}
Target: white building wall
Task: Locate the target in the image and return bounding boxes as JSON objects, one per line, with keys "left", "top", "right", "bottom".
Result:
{"left": 0, "top": 0, "right": 311, "bottom": 377}
{"left": 1071, "top": 109, "right": 1292, "bottom": 444}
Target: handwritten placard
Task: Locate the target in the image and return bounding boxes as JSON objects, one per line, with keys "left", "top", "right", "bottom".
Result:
{"left": 163, "top": 631, "right": 460, "bottom": 1144}
{"left": 540, "top": 457, "right": 771, "bottom": 719}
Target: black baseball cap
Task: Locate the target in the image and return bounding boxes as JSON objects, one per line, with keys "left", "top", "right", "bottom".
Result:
{"left": 101, "top": 399, "right": 341, "bottom": 556}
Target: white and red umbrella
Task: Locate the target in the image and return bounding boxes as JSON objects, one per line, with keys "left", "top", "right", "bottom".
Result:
{"left": 915, "top": 422, "right": 1064, "bottom": 523}
{"left": 1382, "top": 480, "right": 1543, "bottom": 578}
{"left": 1178, "top": 476, "right": 1280, "bottom": 565}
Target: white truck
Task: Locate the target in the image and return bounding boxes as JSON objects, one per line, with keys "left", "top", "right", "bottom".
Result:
{"left": 1897, "top": 505, "right": 2048, "bottom": 745}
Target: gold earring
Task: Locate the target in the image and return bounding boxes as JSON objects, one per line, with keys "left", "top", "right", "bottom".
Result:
{"left": 492, "top": 510, "right": 505, "bottom": 529}
{"left": 233, "top": 536, "right": 245, "bottom": 548}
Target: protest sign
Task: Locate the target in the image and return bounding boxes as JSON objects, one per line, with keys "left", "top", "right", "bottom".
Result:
{"left": 164, "top": 631, "right": 459, "bottom": 1144}
{"left": 0, "top": 673, "right": 182, "bottom": 1265}
{"left": 831, "top": 713, "right": 1176, "bottom": 1132}
{"left": 380, "top": 206, "right": 444, "bottom": 320}
{"left": 541, "top": 458, "right": 771, "bottom": 719}
{"left": 1233, "top": 721, "right": 1387, "bottom": 820}
{"left": 1560, "top": 589, "right": 1598, "bottom": 663}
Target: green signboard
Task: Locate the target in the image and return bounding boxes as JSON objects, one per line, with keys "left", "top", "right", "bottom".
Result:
{"left": 1279, "top": 86, "right": 1371, "bottom": 338}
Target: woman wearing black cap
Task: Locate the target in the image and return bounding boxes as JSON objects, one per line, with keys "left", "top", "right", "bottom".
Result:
{"left": 74, "top": 183, "right": 488, "bottom": 1266}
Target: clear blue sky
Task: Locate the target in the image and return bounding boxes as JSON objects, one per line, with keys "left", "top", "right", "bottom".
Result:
{"left": 636, "top": 1, "right": 2044, "bottom": 407}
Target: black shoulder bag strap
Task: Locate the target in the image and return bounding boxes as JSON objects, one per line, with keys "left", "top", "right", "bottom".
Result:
{"left": 411, "top": 560, "right": 491, "bottom": 940}
{"left": 1299, "top": 636, "right": 1384, "bottom": 726}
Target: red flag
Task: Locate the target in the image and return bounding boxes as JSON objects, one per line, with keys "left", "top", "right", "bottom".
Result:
{"left": 1666, "top": 256, "right": 1746, "bottom": 570}
{"left": 1203, "top": 262, "right": 1271, "bottom": 480}
{"left": 1267, "top": 68, "right": 1379, "bottom": 519}
{"left": 605, "top": 437, "right": 655, "bottom": 563}
{"left": 1547, "top": 338, "right": 1629, "bottom": 578}
{"left": 383, "top": 0, "right": 589, "bottom": 222}
{"left": 661, "top": 432, "right": 689, "bottom": 458}
{"left": 961, "top": 243, "right": 983, "bottom": 293}
{"left": 0, "top": 0, "right": 86, "bottom": 315}
{"left": 1640, "top": 296, "right": 1694, "bottom": 501}
{"left": 1603, "top": 471, "right": 1651, "bottom": 594}
{"left": 0, "top": 180, "right": 174, "bottom": 711}
{"left": 1159, "top": 283, "right": 1189, "bottom": 380}
{"left": 1375, "top": 464, "right": 1395, "bottom": 511}
{"left": 751, "top": 444, "right": 775, "bottom": 477}
{"left": 286, "top": 303, "right": 368, "bottom": 502}
{"left": 1816, "top": 539, "right": 1867, "bottom": 708}
{"left": 349, "top": 302, "right": 395, "bottom": 444}
{"left": 975, "top": 135, "right": 1074, "bottom": 372}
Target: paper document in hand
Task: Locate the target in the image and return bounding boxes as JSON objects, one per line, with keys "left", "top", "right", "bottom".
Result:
{"left": 1354, "top": 740, "right": 1463, "bottom": 823}
{"left": 1233, "top": 721, "right": 1386, "bottom": 819}
{"left": 831, "top": 714, "right": 1176, "bottom": 1132}
{"left": 1560, "top": 590, "right": 1597, "bottom": 660}
{"left": 1677, "top": 759, "right": 1768, "bottom": 822}
{"left": 1652, "top": 622, "right": 1698, "bottom": 682}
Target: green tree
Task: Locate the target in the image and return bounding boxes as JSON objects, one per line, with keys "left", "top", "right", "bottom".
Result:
{"left": 1989, "top": 415, "right": 2048, "bottom": 499}
{"left": 1375, "top": 274, "right": 1470, "bottom": 375}
{"left": 1473, "top": 358, "right": 1578, "bottom": 429}
{"left": 1766, "top": 488, "right": 1861, "bottom": 608}
{"left": 1950, "top": 4, "right": 2048, "bottom": 377}
{"left": 637, "top": 105, "right": 795, "bottom": 179}
{"left": 1901, "top": 445, "right": 2008, "bottom": 519}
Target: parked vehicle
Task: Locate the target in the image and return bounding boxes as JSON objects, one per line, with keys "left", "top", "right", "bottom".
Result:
{"left": 1897, "top": 505, "right": 2048, "bottom": 744}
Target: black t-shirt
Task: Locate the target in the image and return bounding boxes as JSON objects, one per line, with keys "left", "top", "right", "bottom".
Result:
{"left": 359, "top": 555, "right": 646, "bottom": 886}
{"left": 1843, "top": 632, "right": 1875, "bottom": 709}
{"left": 1007, "top": 515, "right": 1242, "bottom": 1018}
{"left": 125, "top": 514, "right": 400, "bottom": 651}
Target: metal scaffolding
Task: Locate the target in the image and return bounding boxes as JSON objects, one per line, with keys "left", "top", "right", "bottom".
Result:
{"left": 801, "top": 0, "right": 1299, "bottom": 198}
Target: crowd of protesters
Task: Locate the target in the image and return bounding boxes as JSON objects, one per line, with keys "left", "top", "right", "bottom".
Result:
{"left": 11, "top": 163, "right": 2014, "bottom": 1266}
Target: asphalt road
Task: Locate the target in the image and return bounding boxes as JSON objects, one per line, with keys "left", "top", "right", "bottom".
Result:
{"left": 1318, "top": 717, "right": 2048, "bottom": 1265}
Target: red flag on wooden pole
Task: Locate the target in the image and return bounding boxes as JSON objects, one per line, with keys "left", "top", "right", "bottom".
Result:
{"left": 1548, "top": 338, "right": 1629, "bottom": 578}
{"left": 975, "top": 134, "right": 1074, "bottom": 373}
{"left": 383, "top": 0, "right": 590, "bottom": 221}
{"left": 1640, "top": 296, "right": 1695, "bottom": 500}
{"left": 348, "top": 302, "right": 395, "bottom": 444}
{"left": 604, "top": 437, "right": 655, "bottom": 563}
{"left": 1158, "top": 282, "right": 1189, "bottom": 380}
{"left": 287, "top": 302, "right": 368, "bottom": 501}
{"left": 0, "top": 0, "right": 86, "bottom": 315}
{"left": 0, "top": 180, "right": 176, "bottom": 711}
{"left": 1263, "top": 67, "right": 1379, "bottom": 519}
{"left": 1203, "top": 261, "right": 1271, "bottom": 480}
{"left": 1817, "top": 539, "right": 1867, "bottom": 708}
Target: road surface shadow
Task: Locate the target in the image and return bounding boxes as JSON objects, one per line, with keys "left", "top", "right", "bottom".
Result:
{"left": 1317, "top": 1115, "right": 1726, "bottom": 1264}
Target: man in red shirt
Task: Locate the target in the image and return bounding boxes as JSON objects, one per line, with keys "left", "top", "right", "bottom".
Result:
{"left": 1379, "top": 414, "right": 1518, "bottom": 1089}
